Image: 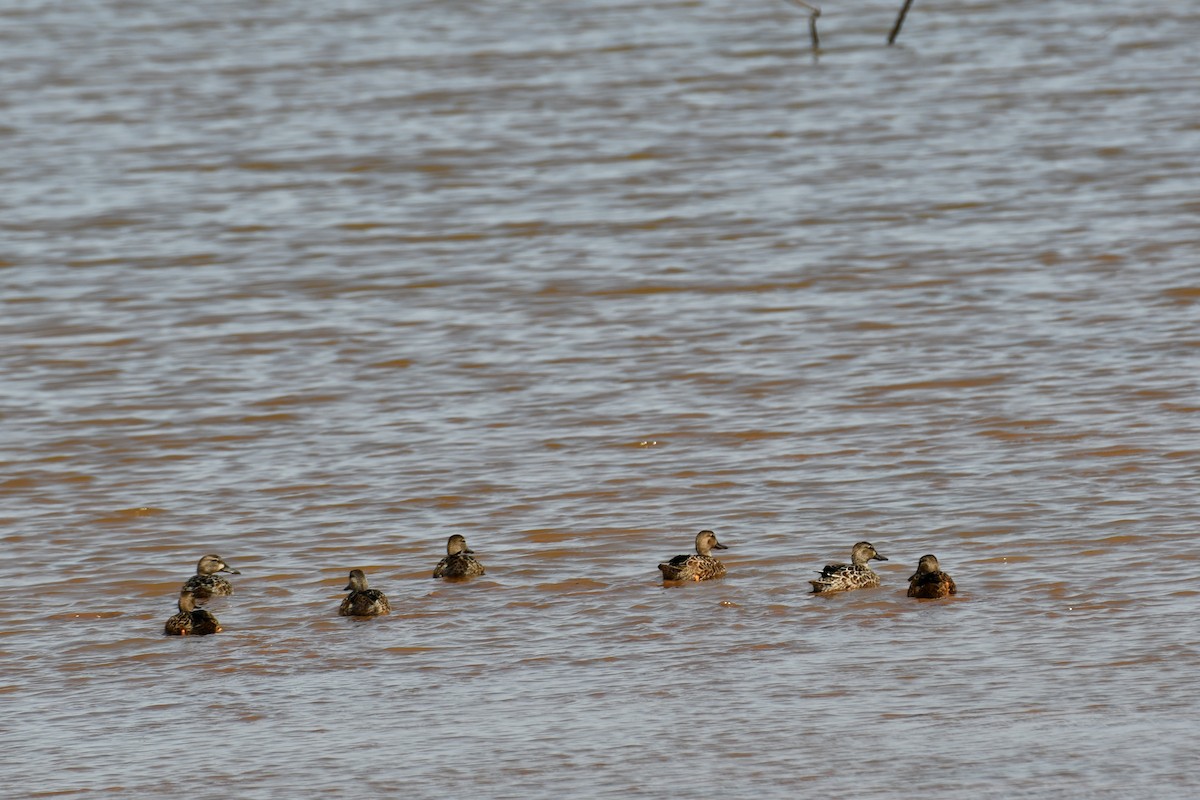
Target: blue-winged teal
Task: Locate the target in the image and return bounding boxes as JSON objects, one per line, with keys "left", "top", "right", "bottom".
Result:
{"left": 432, "top": 534, "right": 485, "bottom": 579}
{"left": 164, "top": 591, "right": 222, "bottom": 635}
{"left": 810, "top": 541, "right": 888, "bottom": 594}
{"left": 659, "top": 530, "right": 728, "bottom": 582}
{"left": 907, "top": 554, "right": 957, "bottom": 599}
{"left": 181, "top": 554, "right": 241, "bottom": 599}
{"left": 339, "top": 569, "right": 391, "bottom": 617}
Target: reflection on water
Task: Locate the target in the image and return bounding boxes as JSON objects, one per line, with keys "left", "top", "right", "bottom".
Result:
{"left": 2, "top": 0, "right": 1199, "bottom": 796}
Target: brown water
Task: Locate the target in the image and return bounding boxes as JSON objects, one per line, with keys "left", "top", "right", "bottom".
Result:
{"left": 3, "top": 0, "right": 1199, "bottom": 796}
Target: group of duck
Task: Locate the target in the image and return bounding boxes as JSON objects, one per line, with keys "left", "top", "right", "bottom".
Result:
{"left": 163, "top": 530, "right": 957, "bottom": 635}
{"left": 660, "top": 530, "right": 957, "bottom": 597}
{"left": 163, "top": 534, "right": 484, "bottom": 634}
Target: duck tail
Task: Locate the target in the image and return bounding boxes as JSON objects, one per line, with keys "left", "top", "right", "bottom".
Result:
{"left": 661, "top": 562, "right": 692, "bottom": 581}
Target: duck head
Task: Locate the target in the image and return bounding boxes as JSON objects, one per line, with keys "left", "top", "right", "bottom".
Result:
{"left": 695, "top": 530, "right": 728, "bottom": 556}
{"left": 344, "top": 569, "right": 371, "bottom": 592}
{"left": 196, "top": 554, "right": 240, "bottom": 576}
{"left": 446, "top": 534, "right": 474, "bottom": 556}
{"left": 850, "top": 541, "right": 887, "bottom": 566}
{"left": 909, "top": 553, "right": 940, "bottom": 580}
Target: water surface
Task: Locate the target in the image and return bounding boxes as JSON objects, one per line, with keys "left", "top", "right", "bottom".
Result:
{"left": 2, "top": 0, "right": 1199, "bottom": 797}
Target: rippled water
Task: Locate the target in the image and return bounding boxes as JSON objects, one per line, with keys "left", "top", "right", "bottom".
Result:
{"left": 3, "top": 0, "right": 1199, "bottom": 797}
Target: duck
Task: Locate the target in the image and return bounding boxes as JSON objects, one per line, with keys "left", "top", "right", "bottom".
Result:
{"left": 658, "top": 530, "right": 728, "bottom": 582}
{"left": 907, "top": 554, "right": 957, "bottom": 599}
{"left": 339, "top": 569, "right": 391, "bottom": 617}
{"left": 181, "top": 554, "right": 241, "bottom": 599}
{"left": 810, "top": 541, "right": 888, "bottom": 594}
{"left": 432, "top": 534, "right": 486, "bottom": 579}
{"left": 164, "top": 591, "right": 222, "bottom": 635}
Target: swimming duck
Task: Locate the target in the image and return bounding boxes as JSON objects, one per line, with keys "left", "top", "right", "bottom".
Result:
{"left": 432, "top": 534, "right": 486, "bottom": 579}
{"left": 164, "top": 591, "right": 222, "bottom": 636}
{"left": 810, "top": 541, "right": 888, "bottom": 594}
{"left": 339, "top": 569, "right": 391, "bottom": 617}
{"left": 907, "top": 554, "right": 957, "bottom": 599}
{"left": 181, "top": 554, "right": 241, "bottom": 599}
{"left": 658, "top": 530, "right": 728, "bottom": 582}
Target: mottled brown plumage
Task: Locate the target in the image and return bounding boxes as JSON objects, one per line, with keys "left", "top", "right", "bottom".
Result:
{"left": 164, "top": 591, "right": 222, "bottom": 635}
{"left": 339, "top": 569, "right": 391, "bottom": 617}
{"left": 659, "top": 530, "right": 728, "bottom": 582}
{"left": 810, "top": 541, "right": 888, "bottom": 594}
{"left": 433, "top": 534, "right": 485, "bottom": 579}
{"left": 907, "top": 554, "right": 957, "bottom": 599}
{"left": 181, "top": 554, "right": 241, "bottom": 599}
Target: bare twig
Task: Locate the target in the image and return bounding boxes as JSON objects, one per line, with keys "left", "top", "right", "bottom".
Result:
{"left": 887, "top": 0, "right": 915, "bottom": 45}
{"left": 783, "top": 0, "right": 822, "bottom": 51}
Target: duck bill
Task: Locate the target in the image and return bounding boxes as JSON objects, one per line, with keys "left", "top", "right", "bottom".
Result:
{"left": 873, "top": 553, "right": 888, "bottom": 562}
{"left": 222, "top": 565, "right": 242, "bottom": 575}
{"left": 713, "top": 542, "right": 729, "bottom": 550}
